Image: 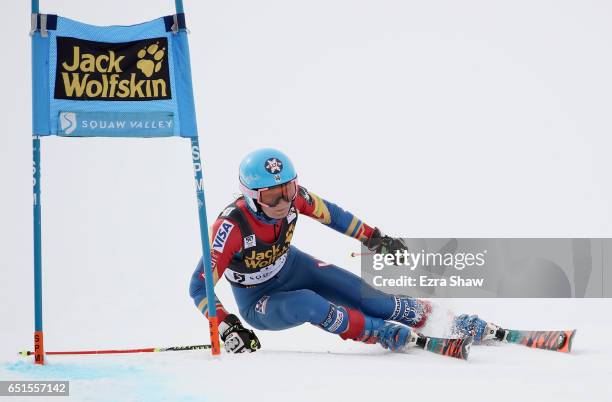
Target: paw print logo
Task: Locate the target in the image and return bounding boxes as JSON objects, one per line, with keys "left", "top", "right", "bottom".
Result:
{"left": 136, "top": 42, "right": 165, "bottom": 78}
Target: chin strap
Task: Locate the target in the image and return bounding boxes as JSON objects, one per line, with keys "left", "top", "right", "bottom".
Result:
{"left": 249, "top": 200, "right": 295, "bottom": 224}
{"left": 257, "top": 211, "right": 276, "bottom": 223}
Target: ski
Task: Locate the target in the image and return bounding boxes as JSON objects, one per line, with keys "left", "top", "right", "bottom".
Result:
{"left": 482, "top": 325, "right": 577, "bottom": 353}
{"left": 501, "top": 329, "right": 576, "bottom": 353}
{"left": 411, "top": 334, "right": 472, "bottom": 360}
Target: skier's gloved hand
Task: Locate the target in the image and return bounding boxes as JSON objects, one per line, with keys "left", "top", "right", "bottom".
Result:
{"left": 363, "top": 228, "right": 408, "bottom": 262}
{"left": 219, "top": 314, "right": 261, "bottom": 354}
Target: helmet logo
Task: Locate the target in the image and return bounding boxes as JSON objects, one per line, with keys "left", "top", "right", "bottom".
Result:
{"left": 264, "top": 158, "right": 283, "bottom": 174}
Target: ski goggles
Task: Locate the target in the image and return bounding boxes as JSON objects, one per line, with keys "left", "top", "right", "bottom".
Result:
{"left": 240, "top": 179, "right": 299, "bottom": 208}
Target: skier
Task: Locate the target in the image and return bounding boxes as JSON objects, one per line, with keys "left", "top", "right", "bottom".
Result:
{"left": 189, "top": 148, "right": 492, "bottom": 353}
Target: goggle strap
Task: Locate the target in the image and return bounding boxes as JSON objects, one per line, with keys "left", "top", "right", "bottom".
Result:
{"left": 240, "top": 179, "right": 299, "bottom": 206}
{"left": 239, "top": 182, "right": 259, "bottom": 199}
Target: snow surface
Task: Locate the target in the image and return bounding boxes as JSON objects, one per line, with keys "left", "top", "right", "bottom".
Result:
{"left": 2, "top": 0, "right": 612, "bottom": 401}
{"left": 2, "top": 299, "right": 611, "bottom": 402}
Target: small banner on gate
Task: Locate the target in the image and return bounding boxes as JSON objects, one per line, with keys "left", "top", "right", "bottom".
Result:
{"left": 57, "top": 111, "right": 174, "bottom": 137}
{"left": 32, "top": 14, "right": 197, "bottom": 138}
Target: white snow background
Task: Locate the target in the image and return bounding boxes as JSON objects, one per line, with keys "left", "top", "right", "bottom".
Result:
{"left": 1, "top": 1, "right": 611, "bottom": 401}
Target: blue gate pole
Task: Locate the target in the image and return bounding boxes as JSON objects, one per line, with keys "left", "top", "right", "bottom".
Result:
{"left": 177, "top": 0, "right": 220, "bottom": 356}
{"left": 174, "top": 0, "right": 184, "bottom": 13}
{"left": 33, "top": 138, "right": 44, "bottom": 365}
{"left": 190, "top": 138, "right": 221, "bottom": 356}
{"left": 32, "top": 0, "right": 45, "bottom": 365}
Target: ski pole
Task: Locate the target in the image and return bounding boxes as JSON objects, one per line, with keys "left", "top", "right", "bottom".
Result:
{"left": 350, "top": 251, "right": 375, "bottom": 257}
{"left": 19, "top": 344, "right": 212, "bottom": 356}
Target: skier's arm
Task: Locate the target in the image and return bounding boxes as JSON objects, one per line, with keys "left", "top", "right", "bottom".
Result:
{"left": 294, "top": 186, "right": 375, "bottom": 243}
{"left": 188, "top": 218, "right": 243, "bottom": 322}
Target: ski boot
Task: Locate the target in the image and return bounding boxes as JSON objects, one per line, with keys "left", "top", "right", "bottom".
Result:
{"left": 341, "top": 313, "right": 472, "bottom": 359}
{"left": 452, "top": 314, "right": 504, "bottom": 343}
{"left": 357, "top": 317, "right": 418, "bottom": 351}
{"left": 357, "top": 317, "right": 472, "bottom": 359}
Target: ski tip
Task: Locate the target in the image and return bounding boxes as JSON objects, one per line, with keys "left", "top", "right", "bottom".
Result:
{"left": 458, "top": 336, "right": 473, "bottom": 360}
{"left": 559, "top": 329, "right": 577, "bottom": 353}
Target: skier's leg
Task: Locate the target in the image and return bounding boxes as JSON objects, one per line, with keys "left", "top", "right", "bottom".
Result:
{"left": 239, "top": 288, "right": 413, "bottom": 351}
{"left": 289, "top": 248, "right": 431, "bottom": 328}
{"left": 239, "top": 289, "right": 349, "bottom": 333}
{"left": 289, "top": 249, "right": 495, "bottom": 341}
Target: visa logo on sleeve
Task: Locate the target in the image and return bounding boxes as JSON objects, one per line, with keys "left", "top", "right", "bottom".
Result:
{"left": 213, "top": 220, "right": 235, "bottom": 252}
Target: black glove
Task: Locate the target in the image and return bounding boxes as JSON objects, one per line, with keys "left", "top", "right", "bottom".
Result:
{"left": 219, "top": 314, "right": 261, "bottom": 353}
{"left": 363, "top": 227, "right": 408, "bottom": 257}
